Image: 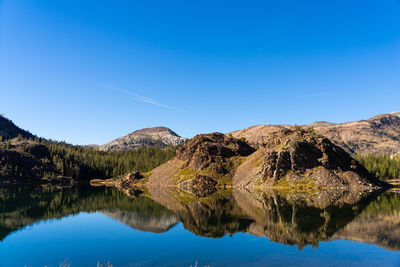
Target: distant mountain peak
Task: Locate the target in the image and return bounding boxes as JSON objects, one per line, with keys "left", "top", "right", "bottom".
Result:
{"left": 98, "top": 126, "right": 187, "bottom": 152}
{"left": 310, "top": 121, "right": 336, "bottom": 127}
{"left": 391, "top": 111, "right": 400, "bottom": 117}
{"left": 131, "top": 126, "right": 179, "bottom": 136}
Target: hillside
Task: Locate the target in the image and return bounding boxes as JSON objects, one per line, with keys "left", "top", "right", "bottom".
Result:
{"left": 98, "top": 127, "right": 187, "bottom": 152}
{"left": 0, "top": 115, "right": 35, "bottom": 140}
{"left": 0, "top": 117, "right": 178, "bottom": 183}
{"left": 231, "top": 113, "right": 400, "bottom": 156}
{"left": 117, "top": 129, "right": 388, "bottom": 193}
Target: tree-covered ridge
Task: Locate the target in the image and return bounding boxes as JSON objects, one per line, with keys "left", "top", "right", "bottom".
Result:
{"left": 0, "top": 114, "right": 35, "bottom": 140}
{"left": 41, "top": 139, "right": 177, "bottom": 179}
{"left": 0, "top": 137, "right": 177, "bottom": 182}
{"left": 354, "top": 154, "right": 400, "bottom": 180}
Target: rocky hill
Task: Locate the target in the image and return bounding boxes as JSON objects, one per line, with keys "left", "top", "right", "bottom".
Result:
{"left": 0, "top": 115, "right": 35, "bottom": 140}
{"left": 231, "top": 113, "right": 400, "bottom": 156}
{"left": 98, "top": 127, "right": 187, "bottom": 152}
{"left": 117, "top": 129, "right": 388, "bottom": 193}
{"left": 232, "top": 128, "right": 384, "bottom": 189}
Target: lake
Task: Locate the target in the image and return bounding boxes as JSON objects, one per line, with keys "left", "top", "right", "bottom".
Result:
{"left": 0, "top": 185, "right": 399, "bottom": 266}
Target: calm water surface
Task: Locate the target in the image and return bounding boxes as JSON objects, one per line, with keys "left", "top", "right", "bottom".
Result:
{"left": 0, "top": 185, "right": 399, "bottom": 266}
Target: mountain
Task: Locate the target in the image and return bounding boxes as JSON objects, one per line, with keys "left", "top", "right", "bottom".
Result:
{"left": 98, "top": 127, "right": 187, "bottom": 152}
{"left": 0, "top": 115, "right": 35, "bottom": 140}
{"left": 116, "top": 129, "right": 388, "bottom": 194}
{"left": 231, "top": 113, "right": 400, "bottom": 156}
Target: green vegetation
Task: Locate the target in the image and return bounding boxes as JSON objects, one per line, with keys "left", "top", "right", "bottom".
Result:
{"left": 0, "top": 136, "right": 177, "bottom": 181}
{"left": 40, "top": 139, "right": 177, "bottom": 180}
{"left": 361, "top": 192, "right": 400, "bottom": 217}
{"left": 355, "top": 154, "right": 400, "bottom": 180}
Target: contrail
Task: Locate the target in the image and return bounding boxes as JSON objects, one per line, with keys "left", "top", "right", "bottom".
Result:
{"left": 97, "top": 83, "right": 185, "bottom": 112}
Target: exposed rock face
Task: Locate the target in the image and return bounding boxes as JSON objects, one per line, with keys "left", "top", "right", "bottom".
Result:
{"left": 98, "top": 127, "right": 187, "bottom": 151}
{"left": 0, "top": 115, "right": 35, "bottom": 140}
{"left": 146, "top": 133, "right": 255, "bottom": 188}
{"left": 233, "top": 129, "right": 386, "bottom": 189}
{"left": 138, "top": 129, "right": 387, "bottom": 190}
{"left": 175, "top": 132, "right": 255, "bottom": 171}
{"left": 231, "top": 113, "right": 400, "bottom": 156}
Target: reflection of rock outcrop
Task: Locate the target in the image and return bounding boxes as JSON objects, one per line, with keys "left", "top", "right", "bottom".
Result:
{"left": 332, "top": 191, "right": 400, "bottom": 251}
{"left": 3, "top": 184, "right": 399, "bottom": 252}
{"left": 233, "top": 189, "right": 380, "bottom": 249}
{"left": 101, "top": 209, "right": 178, "bottom": 233}
{"left": 148, "top": 186, "right": 252, "bottom": 238}
{"left": 173, "top": 196, "right": 252, "bottom": 238}
{"left": 147, "top": 186, "right": 387, "bottom": 249}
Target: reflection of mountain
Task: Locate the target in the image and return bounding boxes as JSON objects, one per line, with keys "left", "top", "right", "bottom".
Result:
{"left": 1, "top": 185, "right": 399, "bottom": 251}
{"left": 147, "top": 186, "right": 400, "bottom": 250}
{"left": 332, "top": 191, "right": 400, "bottom": 251}
{"left": 233, "top": 189, "right": 379, "bottom": 249}
{"left": 101, "top": 209, "right": 178, "bottom": 233}
{"left": 0, "top": 185, "right": 175, "bottom": 240}
{"left": 147, "top": 186, "right": 253, "bottom": 238}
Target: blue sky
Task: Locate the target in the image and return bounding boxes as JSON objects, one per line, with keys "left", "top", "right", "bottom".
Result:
{"left": 1, "top": 0, "right": 399, "bottom": 145}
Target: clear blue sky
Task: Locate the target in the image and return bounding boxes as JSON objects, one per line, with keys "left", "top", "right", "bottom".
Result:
{"left": 1, "top": 0, "right": 399, "bottom": 145}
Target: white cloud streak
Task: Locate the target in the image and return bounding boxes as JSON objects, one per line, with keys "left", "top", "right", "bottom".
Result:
{"left": 97, "top": 83, "right": 185, "bottom": 112}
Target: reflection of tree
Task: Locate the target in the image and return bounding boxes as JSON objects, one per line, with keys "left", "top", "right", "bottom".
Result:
{"left": 233, "top": 189, "right": 380, "bottom": 249}
{"left": 148, "top": 186, "right": 385, "bottom": 249}
{"left": 332, "top": 191, "right": 400, "bottom": 251}
{"left": 0, "top": 185, "right": 175, "bottom": 240}
{"left": 2, "top": 184, "right": 398, "bottom": 251}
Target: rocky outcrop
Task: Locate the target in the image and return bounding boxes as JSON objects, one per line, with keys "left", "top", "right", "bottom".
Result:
{"left": 233, "top": 129, "right": 386, "bottom": 189}
{"left": 134, "top": 130, "right": 387, "bottom": 191}
{"left": 146, "top": 133, "right": 255, "bottom": 189}
{"left": 98, "top": 127, "right": 187, "bottom": 151}
{"left": 231, "top": 113, "right": 400, "bottom": 156}
{"left": 175, "top": 132, "right": 255, "bottom": 171}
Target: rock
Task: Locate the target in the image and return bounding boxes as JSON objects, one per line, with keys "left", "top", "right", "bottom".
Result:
{"left": 176, "top": 132, "right": 255, "bottom": 171}
{"left": 146, "top": 132, "right": 255, "bottom": 188}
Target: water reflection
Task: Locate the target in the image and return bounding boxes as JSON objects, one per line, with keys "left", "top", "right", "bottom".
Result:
{"left": 0, "top": 184, "right": 399, "bottom": 251}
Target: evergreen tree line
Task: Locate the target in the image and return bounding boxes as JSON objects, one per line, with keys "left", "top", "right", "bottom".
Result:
{"left": 354, "top": 154, "right": 400, "bottom": 180}
{"left": 39, "top": 139, "right": 177, "bottom": 180}
{"left": 0, "top": 135, "right": 177, "bottom": 181}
